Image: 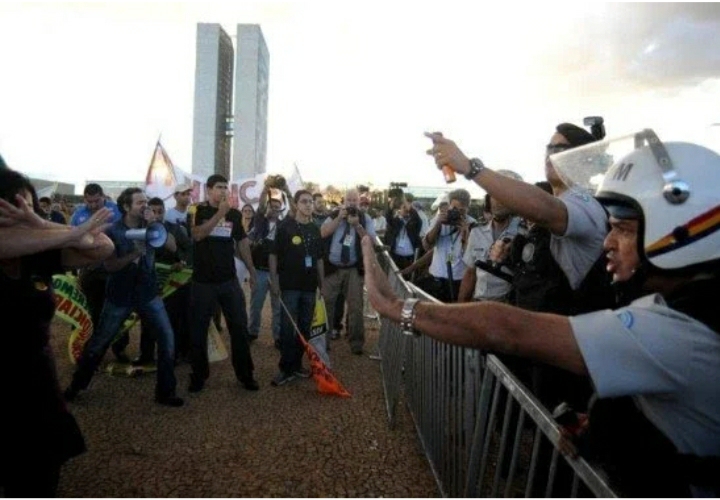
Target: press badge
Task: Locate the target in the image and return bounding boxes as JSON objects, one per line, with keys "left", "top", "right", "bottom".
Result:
{"left": 342, "top": 234, "right": 353, "bottom": 246}
{"left": 305, "top": 256, "right": 313, "bottom": 268}
{"left": 210, "top": 220, "right": 233, "bottom": 238}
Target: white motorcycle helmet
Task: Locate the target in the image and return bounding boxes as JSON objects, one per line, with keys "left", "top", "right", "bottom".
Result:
{"left": 550, "top": 129, "right": 720, "bottom": 270}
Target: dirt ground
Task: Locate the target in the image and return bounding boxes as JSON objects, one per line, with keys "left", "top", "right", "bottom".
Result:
{"left": 51, "top": 287, "right": 438, "bottom": 497}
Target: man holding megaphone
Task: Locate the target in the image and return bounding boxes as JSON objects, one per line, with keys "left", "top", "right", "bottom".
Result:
{"left": 65, "top": 187, "right": 184, "bottom": 407}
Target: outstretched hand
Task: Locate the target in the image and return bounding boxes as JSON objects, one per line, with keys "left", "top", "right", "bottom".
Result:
{"left": 361, "top": 235, "right": 400, "bottom": 318}
{"left": 70, "top": 207, "right": 113, "bottom": 249}
{"left": 0, "top": 194, "right": 45, "bottom": 228}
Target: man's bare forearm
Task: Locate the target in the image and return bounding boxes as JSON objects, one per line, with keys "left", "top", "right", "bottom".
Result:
{"left": 0, "top": 227, "right": 79, "bottom": 259}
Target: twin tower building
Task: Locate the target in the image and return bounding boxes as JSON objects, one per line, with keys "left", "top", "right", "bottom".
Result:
{"left": 192, "top": 24, "right": 269, "bottom": 181}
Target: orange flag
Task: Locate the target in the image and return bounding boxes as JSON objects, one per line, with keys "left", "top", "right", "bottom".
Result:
{"left": 297, "top": 332, "right": 351, "bottom": 398}
{"left": 279, "top": 296, "right": 351, "bottom": 398}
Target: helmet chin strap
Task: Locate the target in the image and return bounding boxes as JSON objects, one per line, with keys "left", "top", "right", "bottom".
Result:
{"left": 612, "top": 263, "right": 650, "bottom": 307}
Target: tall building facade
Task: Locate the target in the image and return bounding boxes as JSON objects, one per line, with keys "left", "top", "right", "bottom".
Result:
{"left": 232, "top": 24, "right": 269, "bottom": 178}
{"left": 191, "top": 23, "right": 234, "bottom": 180}
{"left": 192, "top": 23, "right": 269, "bottom": 181}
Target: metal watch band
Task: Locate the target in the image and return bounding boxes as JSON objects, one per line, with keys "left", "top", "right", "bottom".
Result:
{"left": 400, "top": 297, "right": 420, "bottom": 336}
{"left": 465, "top": 158, "right": 486, "bottom": 180}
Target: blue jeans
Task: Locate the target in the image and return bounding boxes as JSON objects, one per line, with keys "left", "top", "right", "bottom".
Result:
{"left": 70, "top": 296, "right": 177, "bottom": 398}
{"left": 278, "top": 290, "right": 316, "bottom": 374}
{"left": 248, "top": 269, "right": 281, "bottom": 341}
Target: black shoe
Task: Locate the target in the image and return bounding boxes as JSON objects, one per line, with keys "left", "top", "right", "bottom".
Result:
{"left": 63, "top": 386, "right": 79, "bottom": 402}
{"left": 240, "top": 378, "right": 260, "bottom": 391}
{"left": 188, "top": 375, "right": 205, "bottom": 393}
{"left": 156, "top": 395, "right": 185, "bottom": 407}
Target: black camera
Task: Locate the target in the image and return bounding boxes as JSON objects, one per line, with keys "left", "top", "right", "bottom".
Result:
{"left": 346, "top": 206, "right": 358, "bottom": 217}
{"left": 446, "top": 207, "right": 462, "bottom": 225}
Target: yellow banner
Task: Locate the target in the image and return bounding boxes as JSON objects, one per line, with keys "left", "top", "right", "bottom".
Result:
{"left": 52, "top": 274, "right": 93, "bottom": 364}
{"left": 54, "top": 264, "right": 193, "bottom": 364}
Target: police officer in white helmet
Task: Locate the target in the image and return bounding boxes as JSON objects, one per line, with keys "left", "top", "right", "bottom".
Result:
{"left": 362, "top": 129, "right": 720, "bottom": 496}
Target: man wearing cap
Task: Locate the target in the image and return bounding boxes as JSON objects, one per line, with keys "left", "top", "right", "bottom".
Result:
{"left": 166, "top": 184, "right": 193, "bottom": 227}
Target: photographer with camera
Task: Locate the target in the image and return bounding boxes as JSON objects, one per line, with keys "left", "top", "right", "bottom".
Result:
{"left": 320, "top": 188, "right": 376, "bottom": 355}
{"left": 383, "top": 188, "right": 425, "bottom": 271}
{"left": 458, "top": 186, "right": 522, "bottom": 303}
{"left": 420, "top": 188, "right": 475, "bottom": 303}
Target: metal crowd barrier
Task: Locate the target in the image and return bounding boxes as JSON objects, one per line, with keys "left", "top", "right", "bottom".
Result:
{"left": 374, "top": 249, "right": 616, "bottom": 498}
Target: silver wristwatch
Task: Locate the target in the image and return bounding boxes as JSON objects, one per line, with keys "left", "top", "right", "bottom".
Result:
{"left": 465, "top": 158, "right": 486, "bottom": 180}
{"left": 399, "top": 298, "right": 420, "bottom": 336}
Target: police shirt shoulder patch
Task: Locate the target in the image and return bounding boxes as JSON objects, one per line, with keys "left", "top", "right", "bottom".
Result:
{"left": 617, "top": 310, "right": 634, "bottom": 329}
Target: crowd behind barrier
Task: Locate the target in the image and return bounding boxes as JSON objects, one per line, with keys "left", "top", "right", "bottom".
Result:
{"left": 374, "top": 243, "right": 618, "bottom": 498}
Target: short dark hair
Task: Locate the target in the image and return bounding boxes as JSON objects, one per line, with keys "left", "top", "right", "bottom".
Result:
{"left": 0, "top": 169, "right": 39, "bottom": 213}
{"left": 294, "top": 189, "right": 312, "bottom": 204}
{"left": 117, "top": 187, "right": 143, "bottom": 215}
{"left": 39, "top": 196, "right": 52, "bottom": 204}
{"left": 84, "top": 183, "right": 104, "bottom": 197}
{"left": 148, "top": 197, "right": 164, "bottom": 207}
{"left": 206, "top": 174, "right": 228, "bottom": 189}
{"left": 312, "top": 192, "right": 324, "bottom": 201}
{"left": 448, "top": 188, "right": 471, "bottom": 207}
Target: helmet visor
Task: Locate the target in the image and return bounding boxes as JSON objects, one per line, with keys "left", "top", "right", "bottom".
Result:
{"left": 549, "top": 130, "right": 656, "bottom": 194}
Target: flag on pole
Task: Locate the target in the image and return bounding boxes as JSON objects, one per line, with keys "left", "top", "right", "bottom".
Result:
{"left": 286, "top": 162, "right": 304, "bottom": 195}
{"left": 279, "top": 295, "right": 351, "bottom": 398}
{"left": 144, "top": 139, "right": 179, "bottom": 208}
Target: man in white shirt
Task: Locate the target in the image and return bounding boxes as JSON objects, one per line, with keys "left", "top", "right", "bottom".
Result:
{"left": 165, "top": 184, "right": 193, "bottom": 226}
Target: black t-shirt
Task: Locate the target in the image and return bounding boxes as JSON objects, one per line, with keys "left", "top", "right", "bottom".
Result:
{"left": 271, "top": 218, "right": 324, "bottom": 292}
{"left": 190, "top": 203, "right": 246, "bottom": 284}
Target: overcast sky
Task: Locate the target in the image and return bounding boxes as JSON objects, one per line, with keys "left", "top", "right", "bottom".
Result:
{"left": 1, "top": 1, "right": 720, "bottom": 194}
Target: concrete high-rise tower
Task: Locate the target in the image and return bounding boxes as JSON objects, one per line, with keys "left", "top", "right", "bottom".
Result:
{"left": 191, "top": 23, "right": 234, "bottom": 180}
{"left": 232, "top": 24, "right": 269, "bottom": 178}
{"left": 191, "top": 23, "right": 269, "bottom": 181}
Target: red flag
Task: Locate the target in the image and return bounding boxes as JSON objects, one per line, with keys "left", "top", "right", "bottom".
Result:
{"left": 279, "top": 296, "right": 351, "bottom": 398}
{"left": 297, "top": 332, "right": 351, "bottom": 397}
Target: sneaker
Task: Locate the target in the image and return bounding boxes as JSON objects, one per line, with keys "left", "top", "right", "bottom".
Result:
{"left": 270, "top": 372, "right": 296, "bottom": 386}
{"left": 241, "top": 378, "right": 260, "bottom": 391}
{"left": 155, "top": 395, "right": 185, "bottom": 407}
{"left": 293, "top": 367, "right": 311, "bottom": 378}
{"left": 188, "top": 374, "right": 205, "bottom": 393}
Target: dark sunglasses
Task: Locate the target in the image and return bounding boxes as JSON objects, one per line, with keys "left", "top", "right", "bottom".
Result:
{"left": 546, "top": 143, "right": 573, "bottom": 155}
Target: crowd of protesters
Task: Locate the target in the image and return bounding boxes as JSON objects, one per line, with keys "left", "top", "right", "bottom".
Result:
{"left": 2, "top": 114, "right": 719, "bottom": 497}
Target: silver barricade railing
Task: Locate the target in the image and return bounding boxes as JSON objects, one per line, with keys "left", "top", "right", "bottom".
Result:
{"left": 373, "top": 247, "right": 617, "bottom": 498}
{"left": 375, "top": 242, "right": 414, "bottom": 429}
